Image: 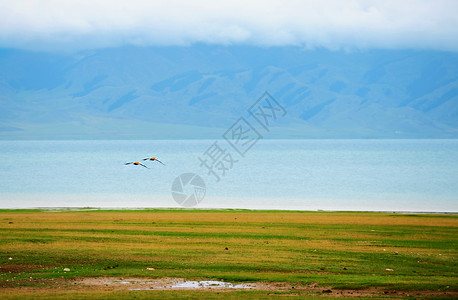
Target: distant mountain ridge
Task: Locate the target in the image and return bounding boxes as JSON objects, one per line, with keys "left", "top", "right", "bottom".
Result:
{"left": 1, "top": 46, "right": 457, "bottom": 139}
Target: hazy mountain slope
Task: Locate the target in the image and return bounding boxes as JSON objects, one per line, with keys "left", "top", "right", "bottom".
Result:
{"left": 0, "top": 46, "right": 457, "bottom": 139}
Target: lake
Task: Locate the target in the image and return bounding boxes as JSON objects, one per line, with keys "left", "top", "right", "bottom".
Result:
{"left": 0, "top": 139, "right": 457, "bottom": 211}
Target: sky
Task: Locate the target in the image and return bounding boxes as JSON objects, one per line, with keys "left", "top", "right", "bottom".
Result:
{"left": 0, "top": 0, "right": 457, "bottom": 52}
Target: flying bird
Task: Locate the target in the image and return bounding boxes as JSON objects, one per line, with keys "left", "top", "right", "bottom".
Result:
{"left": 125, "top": 161, "right": 149, "bottom": 168}
{"left": 143, "top": 157, "right": 165, "bottom": 166}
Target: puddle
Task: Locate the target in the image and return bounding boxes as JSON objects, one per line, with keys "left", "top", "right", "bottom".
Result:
{"left": 16, "top": 276, "right": 458, "bottom": 297}
{"left": 170, "top": 280, "right": 253, "bottom": 289}
{"left": 78, "top": 277, "right": 256, "bottom": 291}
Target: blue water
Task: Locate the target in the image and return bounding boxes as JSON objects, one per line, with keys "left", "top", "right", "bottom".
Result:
{"left": 0, "top": 139, "right": 457, "bottom": 211}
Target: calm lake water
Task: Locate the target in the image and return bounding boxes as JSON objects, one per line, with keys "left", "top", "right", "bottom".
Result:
{"left": 0, "top": 139, "right": 457, "bottom": 211}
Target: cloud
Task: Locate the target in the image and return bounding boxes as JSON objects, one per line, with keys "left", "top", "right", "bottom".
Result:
{"left": 0, "top": 0, "right": 457, "bottom": 52}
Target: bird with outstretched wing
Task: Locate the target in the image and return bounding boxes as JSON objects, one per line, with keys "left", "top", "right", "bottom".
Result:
{"left": 143, "top": 157, "right": 165, "bottom": 166}
{"left": 125, "top": 161, "right": 149, "bottom": 168}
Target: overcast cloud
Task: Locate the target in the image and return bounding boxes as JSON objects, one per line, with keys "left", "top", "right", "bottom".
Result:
{"left": 0, "top": 0, "right": 457, "bottom": 52}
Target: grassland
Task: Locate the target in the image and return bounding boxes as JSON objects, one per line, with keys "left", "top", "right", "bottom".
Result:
{"left": 0, "top": 209, "right": 456, "bottom": 299}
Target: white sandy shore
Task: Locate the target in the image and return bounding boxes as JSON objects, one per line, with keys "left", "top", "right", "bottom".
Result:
{"left": 1, "top": 193, "right": 457, "bottom": 213}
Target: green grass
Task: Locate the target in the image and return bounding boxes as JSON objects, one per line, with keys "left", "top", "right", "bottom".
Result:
{"left": 0, "top": 209, "right": 456, "bottom": 298}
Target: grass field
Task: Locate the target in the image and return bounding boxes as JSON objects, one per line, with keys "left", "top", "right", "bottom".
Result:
{"left": 0, "top": 209, "right": 456, "bottom": 299}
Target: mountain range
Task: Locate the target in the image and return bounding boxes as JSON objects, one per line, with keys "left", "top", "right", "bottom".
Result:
{"left": 1, "top": 45, "right": 457, "bottom": 139}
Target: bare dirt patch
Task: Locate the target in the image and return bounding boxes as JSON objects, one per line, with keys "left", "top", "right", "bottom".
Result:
{"left": 1, "top": 276, "right": 457, "bottom": 298}
{"left": 16, "top": 277, "right": 451, "bottom": 298}
{"left": 0, "top": 264, "right": 46, "bottom": 274}
{"left": 77, "top": 277, "right": 256, "bottom": 291}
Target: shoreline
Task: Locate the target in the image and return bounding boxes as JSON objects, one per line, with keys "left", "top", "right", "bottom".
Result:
{"left": 1, "top": 193, "right": 457, "bottom": 213}
{"left": 0, "top": 207, "right": 457, "bottom": 215}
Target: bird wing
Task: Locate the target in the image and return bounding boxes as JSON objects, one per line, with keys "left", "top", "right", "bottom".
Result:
{"left": 142, "top": 158, "right": 150, "bottom": 161}
{"left": 139, "top": 162, "right": 149, "bottom": 168}
{"left": 156, "top": 159, "right": 165, "bottom": 166}
{"left": 125, "top": 162, "right": 133, "bottom": 165}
